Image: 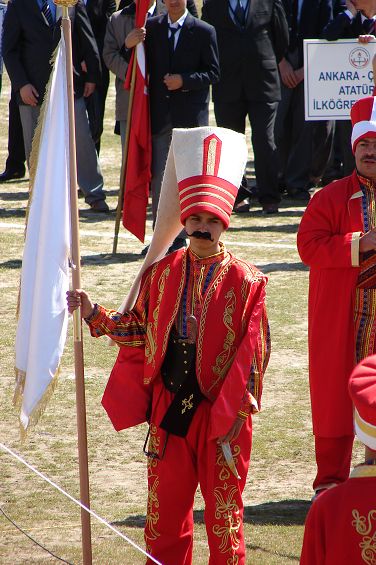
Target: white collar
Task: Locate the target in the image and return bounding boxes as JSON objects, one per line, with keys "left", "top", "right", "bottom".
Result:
{"left": 168, "top": 9, "right": 188, "bottom": 28}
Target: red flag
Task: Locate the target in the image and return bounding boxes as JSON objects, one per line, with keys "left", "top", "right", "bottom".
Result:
{"left": 122, "top": 0, "right": 152, "bottom": 243}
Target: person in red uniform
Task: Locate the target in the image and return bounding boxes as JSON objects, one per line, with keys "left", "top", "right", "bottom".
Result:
{"left": 297, "top": 96, "right": 376, "bottom": 496}
{"left": 67, "top": 126, "right": 270, "bottom": 565}
{"left": 300, "top": 354, "right": 376, "bottom": 565}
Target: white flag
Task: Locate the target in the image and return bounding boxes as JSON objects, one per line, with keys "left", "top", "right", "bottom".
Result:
{"left": 15, "top": 37, "right": 71, "bottom": 433}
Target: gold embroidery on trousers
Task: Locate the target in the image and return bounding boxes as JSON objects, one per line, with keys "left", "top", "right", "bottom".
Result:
{"left": 145, "top": 266, "right": 170, "bottom": 367}
{"left": 212, "top": 445, "right": 241, "bottom": 559}
{"left": 145, "top": 425, "right": 161, "bottom": 543}
{"left": 352, "top": 508, "right": 376, "bottom": 564}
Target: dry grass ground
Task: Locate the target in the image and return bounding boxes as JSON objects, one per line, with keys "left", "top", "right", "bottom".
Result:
{"left": 0, "top": 59, "right": 362, "bottom": 565}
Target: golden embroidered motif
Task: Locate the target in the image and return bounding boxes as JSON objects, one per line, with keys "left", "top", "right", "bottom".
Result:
{"left": 352, "top": 508, "right": 376, "bottom": 564}
{"left": 211, "top": 288, "right": 237, "bottom": 390}
{"left": 162, "top": 254, "right": 187, "bottom": 357}
{"left": 196, "top": 257, "right": 232, "bottom": 388}
{"left": 145, "top": 425, "right": 161, "bottom": 544}
{"left": 145, "top": 266, "right": 170, "bottom": 367}
{"left": 212, "top": 445, "right": 242, "bottom": 560}
{"left": 181, "top": 394, "right": 194, "bottom": 414}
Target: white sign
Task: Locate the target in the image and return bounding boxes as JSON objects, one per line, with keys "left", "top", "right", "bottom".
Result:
{"left": 304, "top": 39, "right": 376, "bottom": 121}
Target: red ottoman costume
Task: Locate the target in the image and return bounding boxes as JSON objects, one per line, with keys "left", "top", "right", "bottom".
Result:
{"left": 300, "top": 355, "right": 376, "bottom": 564}
{"left": 85, "top": 127, "right": 270, "bottom": 564}
{"left": 297, "top": 97, "right": 376, "bottom": 492}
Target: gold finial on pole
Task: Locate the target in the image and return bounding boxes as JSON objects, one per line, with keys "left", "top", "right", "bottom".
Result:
{"left": 54, "top": 0, "right": 78, "bottom": 17}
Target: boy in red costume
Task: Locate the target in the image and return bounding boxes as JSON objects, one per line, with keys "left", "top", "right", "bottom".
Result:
{"left": 298, "top": 96, "right": 376, "bottom": 496}
{"left": 67, "top": 126, "right": 270, "bottom": 565}
{"left": 300, "top": 354, "right": 376, "bottom": 564}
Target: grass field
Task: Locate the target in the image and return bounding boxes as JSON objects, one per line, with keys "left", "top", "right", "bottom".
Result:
{"left": 0, "top": 56, "right": 363, "bottom": 565}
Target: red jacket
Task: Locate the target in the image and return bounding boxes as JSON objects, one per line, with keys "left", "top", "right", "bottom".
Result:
{"left": 87, "top": 247, "right": 269, "bottom": 438}
{"left": 297, "top": 172, "right": 364, "bottom": 436}
{"left": 300, "top": 465, "right": 376, "bottom": 564}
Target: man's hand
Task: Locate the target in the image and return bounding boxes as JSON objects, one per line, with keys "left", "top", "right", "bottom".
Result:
{"left": 360, "top": 229, "right": 376, "bottom": 253}
{"left": 163, "top": 73, "right": 183, "bottom": 91}
{"left": 217, "top": 417, "right": 245, "bottom": 444}
{"left": 125, "top": 27, "right": 146, "bottom": 49}
{"left": 66, "top": 289, "right": 95, "bottom": 319}
{"left": 294, "top": 67, "right": 304, "bottom": 85}
{"left": 83, "top": 82, "right": 96, "bottom": 97}
{"left": 358, "top": 34, "right": 376, "bottom": 43}
{"left": 278, "top": 58, "right": 298, "bottom": 89}
{"left": 20, "top": 84, "right": 39, "bottom": 106}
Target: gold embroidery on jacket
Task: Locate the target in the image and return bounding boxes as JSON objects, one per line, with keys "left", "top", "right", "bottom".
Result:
{"left": 145, "top": 265, "right": 170, "bottom": 367}
{"left": 162, "top": 253, "right": 187, "bottom": 356}
{"left": 352, "top": 509, "right": 376, "bottom": 564}
{"left": 145, "top": 424, "right": 161, "bottom": 544}
{"left": 196, "top": 258, "right": 233, "bottom": 389}
{"left": 212, "top": 445, "right": 241, "bottom": 560}
{"left": 210, "top": 288, "right": 237, "bottom": 391}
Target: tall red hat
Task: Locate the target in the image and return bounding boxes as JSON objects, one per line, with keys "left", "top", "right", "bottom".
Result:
{"left": 351, "top": 96, "right": 376, "bottom": 153}
{"left": 349, "top": 355, "right": 376, "bottom": 450}
{"left": 172, "top": 127, "right": 248, "bottom": 228}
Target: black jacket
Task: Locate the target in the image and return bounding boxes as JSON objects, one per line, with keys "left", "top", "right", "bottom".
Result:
{"left": 322, "top": 10, "right": 372, "bottom": 40}
{"left": 282, "top": 0, "right": 332, "bottom": 67}
{"left": 145, "top": 12, "right": 220, "bottom": 134}
{"left": 202, "top": 0, "right": 289, "bottom": 103}
{"left": 3, "top": 0, "right": 101, "bottom": 104}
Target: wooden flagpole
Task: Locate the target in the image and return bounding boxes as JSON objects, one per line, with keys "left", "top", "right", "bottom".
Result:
{"left": 112, "top": 46, "right": 138, "bottom": 255}
{"left": 57, "top": 2, "right": 92, "bottom": 563}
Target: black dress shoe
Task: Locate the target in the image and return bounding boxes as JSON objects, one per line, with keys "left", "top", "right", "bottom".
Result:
{"left": 0, "top": 169, "right": 26, "bottom": 182}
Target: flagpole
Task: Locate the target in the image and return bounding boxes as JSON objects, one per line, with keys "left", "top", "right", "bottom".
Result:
{"left": 56, "top": 2, "right": 92, "bottom": 563}
{"left": 112, "top": 47, "right": 138, "bottom": 255}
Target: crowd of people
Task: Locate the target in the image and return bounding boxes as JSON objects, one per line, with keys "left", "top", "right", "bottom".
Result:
{"left": 2, "top": 0, "right": 376, "bottom": 563}
{"left": 0, "top": 0, "right": 375, "bottom": 220}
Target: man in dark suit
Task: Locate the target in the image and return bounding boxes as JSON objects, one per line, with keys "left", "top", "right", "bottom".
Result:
{"left": 202, "top": 0, "right": 289, "bottom": 214}
{"left": 145, "top": 0, "right": 219, "bottom": 247}
{"left": 84, "top": 0, "right": 116, "bottom": 154}
{"left": 129, "top": 0, "right": 219, "bottom": 251}
{"left": 322, "top": 0, "right": 376, "bottom": 176}
{"left": 3, "top": 0, "right": 108, "bottom": 211}
{"left": 275, "top": 0, "right": 333, "bottom": 202}
{"left": 118, "top": 0, "right": 198, "bottom": 17}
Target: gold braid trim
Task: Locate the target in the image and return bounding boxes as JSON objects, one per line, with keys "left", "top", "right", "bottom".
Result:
{"left": 211, "top": 288, "right": 237, "bottom": 389}
{"left": 196, "top": 257, "right": 233, "bottom": 390}
{"left": 145, "top": 265, "right": 170, "bottom": 367}
{"left": 352, "top": 509, "right": 376, "bottom": 564}
{"left": 13, "top": 365, "right": 61, "bottom": 440}
{"left": 162, "top": 251, "right": 187, "bottom": 357}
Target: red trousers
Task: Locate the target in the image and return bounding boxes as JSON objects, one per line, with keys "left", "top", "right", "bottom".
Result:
{"left": 313, "top": 435, "right": 354, "bottom": 491}
{"left": 144, "top": 379, "right": 252, "bottom": 565}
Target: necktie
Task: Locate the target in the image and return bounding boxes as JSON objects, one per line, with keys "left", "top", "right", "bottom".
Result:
{"left": 234, "top": 0, "right": 246, "bottom": 28}
{"left": 41, "top": 0, "right": 53, "bottom": 27}
{"left": 363, "top": 18, "right": 375, "bottom": 34}
{"left": 168, "top": 25, "right": 180, "bottom": 63}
